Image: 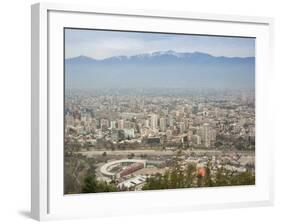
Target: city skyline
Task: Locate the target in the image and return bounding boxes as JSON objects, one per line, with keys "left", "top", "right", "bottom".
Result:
{"left": 64, "top": 88, "right": 255, "bottom": 194}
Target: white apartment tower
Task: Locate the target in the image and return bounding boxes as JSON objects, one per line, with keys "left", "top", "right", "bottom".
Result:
{"left": 150, "top": 114, "right": 158, "bottom": 130}
{"left": 159, "top": 117, "right": 167, "bottom": 132}
{"left": 199, "top": 123, "right": 211, "bottom": 147}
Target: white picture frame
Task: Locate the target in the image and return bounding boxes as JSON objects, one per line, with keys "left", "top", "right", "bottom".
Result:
{"left": 31, "top": 2, "right": 274, "bottom": 221}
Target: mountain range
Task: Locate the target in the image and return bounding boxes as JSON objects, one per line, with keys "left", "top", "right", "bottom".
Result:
{"left": 65, "top": 50, "right": 255, "bottom": 90}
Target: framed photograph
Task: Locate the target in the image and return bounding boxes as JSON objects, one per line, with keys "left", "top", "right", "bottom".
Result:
{"left": 31, "top": 2, "right": 274, "bottom": 221}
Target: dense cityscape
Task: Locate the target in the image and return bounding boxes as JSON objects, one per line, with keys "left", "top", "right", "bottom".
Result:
{"left": 64, "top": 88, "right": 255, "bottom": 194}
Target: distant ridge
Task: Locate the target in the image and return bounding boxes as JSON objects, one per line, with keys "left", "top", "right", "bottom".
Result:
{"left": 65, "top": 51, "right": 255, "bottom": 90}
{"left": 66, "top": 50, "right": 254, "bottom": 63}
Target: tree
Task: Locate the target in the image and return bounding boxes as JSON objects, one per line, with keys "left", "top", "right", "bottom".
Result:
{"left": 229, "top": 171, "right": 255, "bottom": 185}
{"left": 64, "top": 172, "right": 78, "bottom": 194}
{"left": 214, "top": 167, "right": 231, "bottom": 186}
{"left": 204, "top": 164, "right": 214, "bottom": 187}
{"left": 143, "top": 160, "right": 197, "bottom": 190}
{"left": 183, "top": 163, "right": 197, "bottom": 187}
{"left": 142, "top": 162, "right": 255, "bottom": 191}
{"left": 82, "top": 174, "right": 117, "bottom": 193}
{"left": 82, "top": 175, "right": 98, "bottom": 193}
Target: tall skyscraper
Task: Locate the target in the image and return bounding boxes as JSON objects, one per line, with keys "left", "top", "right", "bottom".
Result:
{"left": 199, "top": 123, "right": 211, "bottom": 147}
{"left": 179, "top": 121, "right": 186, "bottom": 134}
{"left": 159, "top": 117, "right": 167, "bottom": 132}
{"left": 168, "top": 115, "right": 174, "bottom": 127}
{"left": 150, "top": 114, "right": 158, "bottom": 130}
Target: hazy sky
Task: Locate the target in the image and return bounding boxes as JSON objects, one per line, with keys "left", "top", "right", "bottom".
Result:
{"left": 65, "top": 28, "right": 255, "bottom": 60}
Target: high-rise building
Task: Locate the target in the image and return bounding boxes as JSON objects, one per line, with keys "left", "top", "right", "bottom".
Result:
{"left": 192, "top": 134, "right": 201, "bottom": 145}
{"left": 168, "top": 115, "right": 174, "bottom": 127}
{"left": 144, "top": 119, "right": 149, "bottom": 128}
{"left": 118, "top": 119, "right": 124, "bottom": 129}
{"left": 150, "top": 114, "right": 158, "bottom": 130}
{"left": 65, "top": 114, "right": 75, "bottom": 126}
{"left": 249, "top": 125, "right": 255, "bottom": 137}
{"left": 123, "top": 129, "right": 135, "bottom": 139}
{"left": 159, "top": 117, "right": 167, "bottom": 132}
{"left": 210, "top": 129, "right": 217, "bottom": 141}
{"left": 199, "top": 123, "right": 211, "bottom": 147}
{"left": 192, "top": 105, "right": 199, "bottom": 114}
{"left": 179, "top": 121, "right": 186, "bottom": 133}
{"left": 100, "top": 118, "right": 109, "bottom": 130}
{"left": 187, "top": 130, "right": 193, "bottom": 142}
{"left": 110, "top": 120, "right": 117, "bottom": 129}
{"left": 124, "top": 120, "right": 131, "bottom": 129}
